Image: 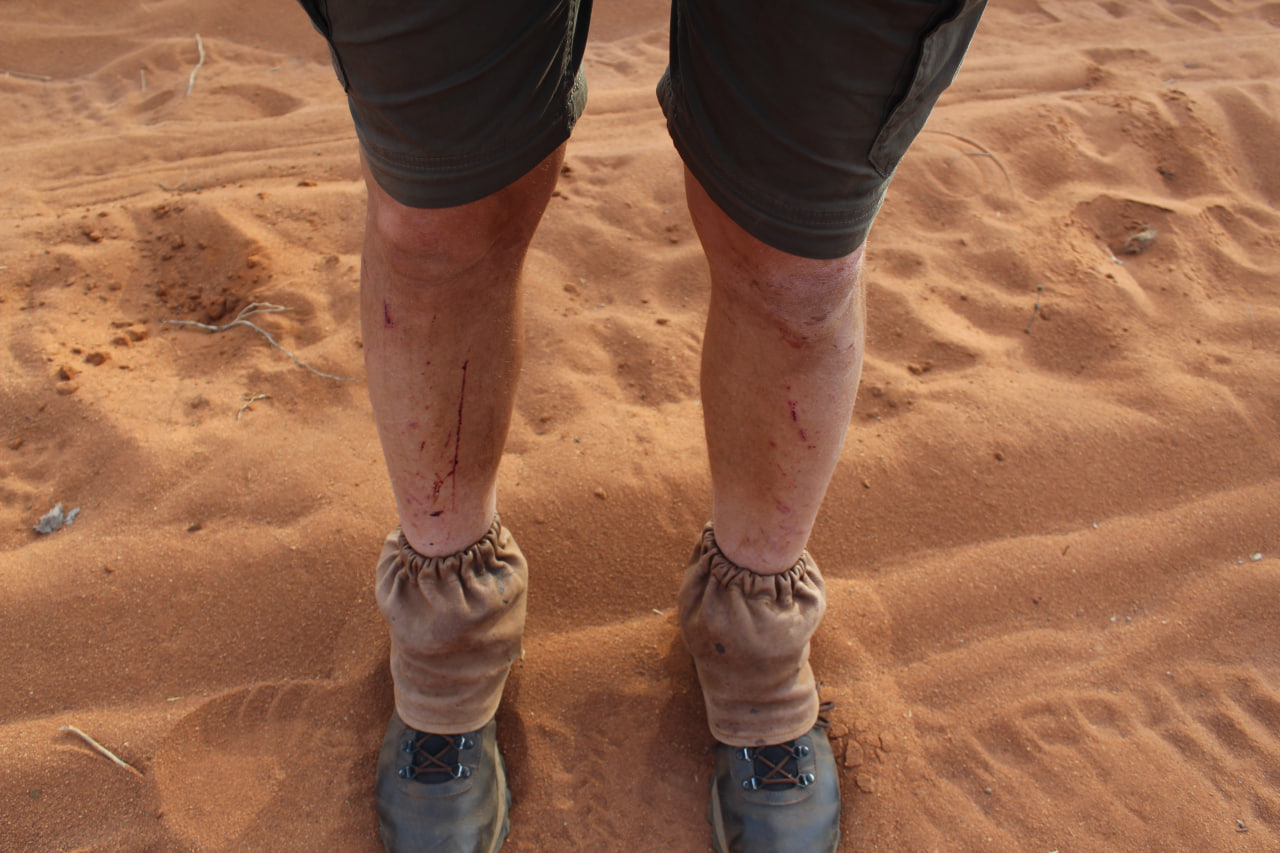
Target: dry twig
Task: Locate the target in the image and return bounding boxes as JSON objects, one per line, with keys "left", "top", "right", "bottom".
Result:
{"left": 927, "top": 129, "right": 1016, "bottom": 195}
{"left": 1, "top": 68, "right": 52, "bottom": 82}
{"left": 186, "top": 34, "right": 205, "bottom": 96}
{"left": 59, "top": 726, "right": 144, "bottom": 778}
{"left": 237, "top": 393, "right": 271, "bottom": 420}
{"left": 1025, "top": 283, "right": 1044, "bottom": 334}
{"left": 163, "top": 302, "right": 357, "bottom": 381}
{"left": 157, "top": 167, "right": 195, "bottom": 193}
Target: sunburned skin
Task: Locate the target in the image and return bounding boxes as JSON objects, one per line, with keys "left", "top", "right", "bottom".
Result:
{"left": 360, "top": 147, "right": 865, "bottom": 574}
{"left": 686, "top": 170, "right": 866, "bottom": 575}
{"left": 359, "top": 148, "right": 564, "bottom": 556}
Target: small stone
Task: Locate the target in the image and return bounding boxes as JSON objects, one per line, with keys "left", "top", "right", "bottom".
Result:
{"left": 983, "top": 786, "right": 993, "bottom": 795}
{"left": 56, "top": 365, "right": 78, "bottom": 381}
{"left": 33, "top": 504, "right": 66, "bottom": 534}
{"left": 855, "top": 772, "right": 878, "bottom": 793}
{"left": 84, "top": 352, "right": 109, "bottom": 366}
{"left": 1251, "top": 553, "right": 1263, "bottom": 562}
{"left": 593, "top": 487, "right": 607, "bottom": 499}
{"left": 1120, "top": 227, "right": 1158, "bottom": 255}
{"left": 104, "top": 564, "right": 115, "bottom": 574}
{"left": 187, "top": 521, "right": 203, "bottom": 533}
{"left": 843, "top": 741, "right": 865, "bottom": 768}
{"left": 993, "top": 451, "right": 1005, "bottom": 462}
{"left": 56, "top": 382, "right": 80, "bottom": 395}
{"left": 8, "top": 437, "right": 22, "bottom": 450}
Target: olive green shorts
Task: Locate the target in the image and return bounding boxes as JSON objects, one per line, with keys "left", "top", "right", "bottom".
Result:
{"left": 298, "top": 0, "right": 986, "bottom": 259}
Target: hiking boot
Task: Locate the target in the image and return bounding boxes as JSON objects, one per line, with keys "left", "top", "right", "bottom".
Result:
{"left": 708, "top": 725, "right": 840, "bottom": 853}
{"left": 375, "top": 709, "right": 511, "bottom": 853}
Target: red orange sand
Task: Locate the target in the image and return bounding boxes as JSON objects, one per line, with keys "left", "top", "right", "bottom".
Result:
{"left": 2, "top": 1, "right": 1279, "bottom": 850}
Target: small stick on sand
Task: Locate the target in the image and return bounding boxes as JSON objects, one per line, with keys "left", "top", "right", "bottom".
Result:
{"left": 186, "top": 34, "right": 205, "bottom": 95}
{"left": 926, "top": 129, "right": 1015, "bottom": 194}
{"left": 1025, "top": 283, "right": 1044, "bottom": 334}
{"left": 1, "top": 68, "right": 53, "bottom": 82}
{"left": 163, "top": 302, "right": 357, "bottom": 382}
{"left": 157, "top": 167, "right": 192, "bottom": 192}
{"left": 59, "top": 726, "right": 144, "bottom": 778}
{"left": 237, "top": 392, "right": 271, "bottom": 420}
{"left": 140, "top": 69, "right": 146, "bottom": 91}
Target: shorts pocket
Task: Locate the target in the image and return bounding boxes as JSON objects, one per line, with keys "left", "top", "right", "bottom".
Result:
{"left": 869, "top": 0, "right": 985, "bottom": 179}
{"left": 296, "top": 0, "right": 350, "bottom": 91}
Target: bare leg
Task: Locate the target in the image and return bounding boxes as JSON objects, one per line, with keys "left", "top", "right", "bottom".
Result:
{"left": 687, "top": 170, "right": 866, "bottom": 574}
{"left": 360, "top": 147, "right": 564, "bottom": 556}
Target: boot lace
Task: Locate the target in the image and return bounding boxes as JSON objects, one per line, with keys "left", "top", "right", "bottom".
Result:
{"left": 737, "top": 741, "right": 814, "bottom": 790}
{"left": 736, "top": 701, "right": 833, "bottom": 791}
{"left": 398, "top": 730, "right": 476, "bottom": 785}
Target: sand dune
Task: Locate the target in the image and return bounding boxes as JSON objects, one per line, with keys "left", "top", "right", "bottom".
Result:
{"left": 2, "top": 0, "right": 1279, "bottom": 850}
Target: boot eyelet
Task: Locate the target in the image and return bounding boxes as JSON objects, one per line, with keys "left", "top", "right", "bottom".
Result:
{"left": 452, "top": 764, "right": 472, "bottom": 779}
{"left": 798, "top": 772, "right": 815, "bottom": 787}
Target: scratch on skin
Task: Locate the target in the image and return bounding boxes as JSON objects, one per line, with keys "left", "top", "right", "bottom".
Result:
{"left": 430, "top": 360, "right": 469, "bottom": 511}
{"left": 451, "top": 360, "right": 468, "bottom": 507}
{"left": 788, "top": 400, "right": 799, "bottom": 422}
{"left": 383, "top": 299, "right": 395, "bottom": 329}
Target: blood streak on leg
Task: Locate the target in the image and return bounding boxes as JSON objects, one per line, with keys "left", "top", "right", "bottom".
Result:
{"left": 449, "top": 360, "right": 469, "bottom": 507}
{"left": 427, "top": 361, "right": 469, "bottom": 513}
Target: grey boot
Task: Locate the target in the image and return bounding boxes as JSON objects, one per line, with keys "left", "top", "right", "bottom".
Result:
{"left": 376, "top": 711, "right": 511, "bottom": 853}
{"left": 680, "top": 523, "right": 839, "bottom": 852}
{"left": 373, "top": 517, "right": 527, "bottom": 852}
{"left": 708, "top": 725, "right": 840, "bottom": 853}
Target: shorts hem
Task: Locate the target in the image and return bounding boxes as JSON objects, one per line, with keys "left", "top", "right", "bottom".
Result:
{"left": 357, "top": 73, "right": 586, "bottom": 210}
{"left": 659, "top": 74, "right": 887, "bottom": 260}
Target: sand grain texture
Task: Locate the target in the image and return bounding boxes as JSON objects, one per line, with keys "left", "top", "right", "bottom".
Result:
{"left": 2, "top": 0, "right": 1279, "bottom": 850}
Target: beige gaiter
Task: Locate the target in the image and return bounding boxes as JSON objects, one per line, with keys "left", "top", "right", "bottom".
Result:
{"left": 375, "top": 516, "right": 528, "bottom": 735}
{"left": 679, "top": 523, "right": 826, "bottom": 747}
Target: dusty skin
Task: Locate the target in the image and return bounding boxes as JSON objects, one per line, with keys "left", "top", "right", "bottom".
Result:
{"left": 2, "top": 0, "right": 1280, "bottom": 850}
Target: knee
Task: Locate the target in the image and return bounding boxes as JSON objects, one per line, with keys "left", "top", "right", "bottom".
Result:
{"left": 366, "top": 190, "right": 518, "bottom": 287}
{"left": 749, "top": 250, "right": 863, "bottom": 331}
{"left": 687, "top": 170, "right": 865, "bottom": 343}
{"left": 362, "top": 150, "right": 562, "bottom": 287}
{"left": 713, "top": 242, "right": 866, "bottom": 345}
